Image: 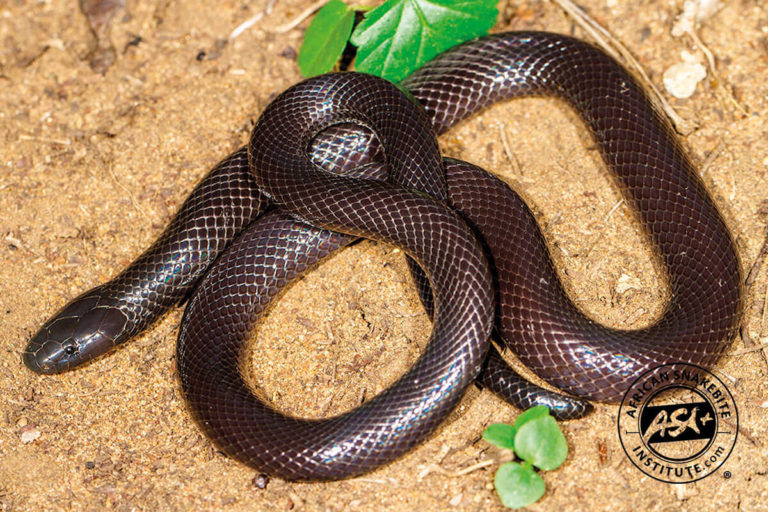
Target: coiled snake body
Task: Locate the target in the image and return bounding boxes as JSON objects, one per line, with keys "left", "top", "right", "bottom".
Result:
{"left": 24, "top": 32, "right": 742, "bottom": 480}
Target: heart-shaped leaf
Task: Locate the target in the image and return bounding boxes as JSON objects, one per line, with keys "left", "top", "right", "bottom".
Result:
{"left": 350, "top": 0, "right": 497, "bottom": 82}
{"left": 494, "top": 461, "right": 546, "bottom": 509}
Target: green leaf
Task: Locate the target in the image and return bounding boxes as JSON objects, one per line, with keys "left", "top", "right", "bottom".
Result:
{"left": 511, "top": 405, "right": 549, "bottom": 433}
{"left": 514, "top": 415, "right": 568, "bottom": 471}
{"left": 494, "top": 461, "right": 546, "bottom": 509}
{"left": 350, "top": 0, "right": 498, "bottom": 82}
{"left": 298, "top": 0, "right": 355, "bottom": 77}
{"left": 483, "top": 423, "right": 516, "bottom": 451}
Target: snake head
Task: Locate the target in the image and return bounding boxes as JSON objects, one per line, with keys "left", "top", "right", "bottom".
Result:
{"left": 23, "top": 292, "right": 129, "bottom": 374}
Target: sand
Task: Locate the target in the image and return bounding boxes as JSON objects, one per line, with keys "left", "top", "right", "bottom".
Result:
{"left": 1, "top": 0, "right": 767, "bottom": 510}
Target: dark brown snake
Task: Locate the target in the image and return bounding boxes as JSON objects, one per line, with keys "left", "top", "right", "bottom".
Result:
{"left": 23, "top": 32, "right": 742, "bottom": 480}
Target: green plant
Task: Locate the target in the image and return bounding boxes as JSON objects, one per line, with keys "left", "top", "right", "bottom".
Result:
{"left": 298, "top": 0, "right": 498, "bottom": 81}
{"left": 482, "top": 406, "right": 569, "bottom": 508}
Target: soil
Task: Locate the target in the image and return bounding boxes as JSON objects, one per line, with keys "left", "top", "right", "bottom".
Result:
{"left": 1, "top": 0, "right": 767, "bottom": 511}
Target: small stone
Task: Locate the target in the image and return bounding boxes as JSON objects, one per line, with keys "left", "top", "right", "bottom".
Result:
{"left": 672, "top": 0, "right": 722, "bottom": 37}
{"left": 674, "top": 482, "right": 698, "bottom": 500}
{"left": 252, "top": 473, "right": 269, "bottom": 489}
{"left": 449, "top": 493, "right": 463, "bottom": 506}
{"left": 19, "top": 425, "right": 41, "bottom": 444}
{"left": 279, "top": 46, "right": 297, "bottom": 59}
{"left": 663, "top": 53, "right": 707, "bottom": 99}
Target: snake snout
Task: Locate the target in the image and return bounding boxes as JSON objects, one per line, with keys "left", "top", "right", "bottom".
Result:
{"left": 23, "top": 337, "right": 74, "bottom": 374}
{"left": 24, "top": 294, "right": 130, "bottom": 373}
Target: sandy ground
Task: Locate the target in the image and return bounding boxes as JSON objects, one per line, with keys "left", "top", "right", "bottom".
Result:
{"left": 1, "top": 0, "right": 767, "bottom": 510}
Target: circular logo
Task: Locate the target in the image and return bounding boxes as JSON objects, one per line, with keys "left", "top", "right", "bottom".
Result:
{"left": 617, "top": 363, "right": 738, "bottom": 483}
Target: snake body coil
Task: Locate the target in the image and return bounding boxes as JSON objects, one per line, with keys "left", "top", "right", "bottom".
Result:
{"left": 24, "top": 32, "right": 742, "bottom": 480}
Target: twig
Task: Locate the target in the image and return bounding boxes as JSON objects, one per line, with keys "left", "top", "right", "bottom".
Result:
{"left": 418, "top": 459, "right": 495, "bottom": 479}
{"left": 582, "top": 199, "right": 625, "bottom": 260}
{"left": 550, "top": 0, "right": 692, "bottom": 133}
{"left": 107, "top": 162, "right": 149, "bottom": 221}
{"left": 270, "top": 0, "right": 331, "bottom": 34}
{"left": 603, "top": 198, "right": 625, "bottom": 224}
{"left": 740, "top": 225, "right": 768, "bottom": 367}
{"left": 722, "top": 417, "right": 760, "bottom": 447}
{"left": 355, "top": 477, "right": 396, "bottom": 485}
{"left": 681, "top": 24, "right": 748, "bottom": 117}
{"left": 746, "top": 225, "right": 768, "bottom": 286}
{"left": 740, "top": 325, "right": 755, "bottom": 347}
{"left": 499, "top": 126, "right": 523, "bottom": 176}
{"left": 229, "top": 0, "right": 278, "bottom": 41}
{"left": 229, "top": 13, "right": 266, "bottom": 41}
{"left": 699, "top": 138, "right": 725, "bottom": 177}
{"left": 18, "top": 134, "right": 71, "bottom": 146}
{"left": 761, "top": 280, "right": 768, "bottom": 337}
{"left": 727, "top": 343, "right": 768, "bottom": 356}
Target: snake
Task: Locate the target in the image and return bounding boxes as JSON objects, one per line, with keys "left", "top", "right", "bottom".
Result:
{"left": 23, "top": 32, "right": 742, "bottom": 480}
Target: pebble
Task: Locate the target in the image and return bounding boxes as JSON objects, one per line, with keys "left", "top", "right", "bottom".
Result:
{"left": 252, "top": 473, "right": 270, "bottom": 489}
{"left": 19, "top": 424, "right": 41, "bottom": 444}
{"left": 663, "top": 52, "right": 707, "bottom": 99}
{"left": 672, "top": 0, "right": 721, "bottom": 37}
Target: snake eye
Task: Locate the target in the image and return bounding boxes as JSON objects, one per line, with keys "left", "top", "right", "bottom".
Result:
{"left": 64, "top": 345, "right": 77, "bottom": 355}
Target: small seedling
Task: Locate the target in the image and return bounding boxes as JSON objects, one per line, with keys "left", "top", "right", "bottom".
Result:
{"left": 299, "top": 0, "right": 498, "bottom": 81}
{"left": 482, "top": 406, "right": 569, "bottom": 508}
